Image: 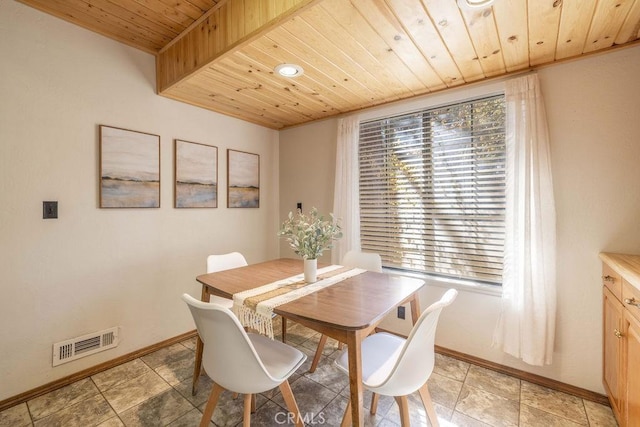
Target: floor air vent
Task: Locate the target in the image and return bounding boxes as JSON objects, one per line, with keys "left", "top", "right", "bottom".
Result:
{"left": 53, "top": 327, "right": 120, "bottom": 366}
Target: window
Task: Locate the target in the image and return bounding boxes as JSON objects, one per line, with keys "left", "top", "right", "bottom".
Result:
{"left": 358, "top": 95, "right": 506, "bottom": 285}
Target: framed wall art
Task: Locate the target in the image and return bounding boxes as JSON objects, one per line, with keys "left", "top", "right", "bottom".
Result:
{"left": 174, "top": 139, "right": 218, "bottom": 208}
{"left": 227, "top": 149, "right": 259, "bottom": 208}
{"left": 99, "top": 125, "right": 160, "bottom": 208}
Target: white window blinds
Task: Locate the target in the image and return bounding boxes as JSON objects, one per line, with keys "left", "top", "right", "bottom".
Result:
{"left": 358, "top": 95, "right": 506, "bottom": 284}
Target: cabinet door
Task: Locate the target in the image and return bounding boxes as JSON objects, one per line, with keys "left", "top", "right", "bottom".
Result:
{"left": 604, "top": 287, "right": 624, "bottom": 419}
{"left": 625, "top": 311, "right": 640, "bottom": 427}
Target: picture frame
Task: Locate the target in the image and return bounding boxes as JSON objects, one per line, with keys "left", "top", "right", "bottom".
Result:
{"left": 174, "top": 139, "right": 218, "bottom": 208}
{"left": 99, "top": 125, "right": 160, "bottom": 208}
{"left": 227, "top": 149, "right": 260, "bottom": 208}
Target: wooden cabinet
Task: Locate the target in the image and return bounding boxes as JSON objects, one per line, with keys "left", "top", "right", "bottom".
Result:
{"left": 603, "top": 286, "right": 624, "bottom": 417}
{"left": 625, "top": 311, "right": 640, "bottom": 427}
{"left": 600, "top": 253, "right": 640, "bottom": 427}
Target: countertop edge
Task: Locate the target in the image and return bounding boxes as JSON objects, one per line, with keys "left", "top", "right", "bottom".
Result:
{"left": 599, "top": 252, "right": 640, "bottom": 291}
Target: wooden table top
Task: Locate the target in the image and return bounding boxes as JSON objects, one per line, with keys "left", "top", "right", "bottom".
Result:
{"left": 196, "top": 258, "right": 425, "bottom": 331}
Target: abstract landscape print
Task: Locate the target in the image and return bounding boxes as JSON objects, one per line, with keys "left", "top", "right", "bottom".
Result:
{"left": 227, "top": 149, "right": 259, "bottom": 208}
{"left": 175, "top": 140, "right": 217, "bottom": 208}
{"left": 99, "top": 125, "right": 160, "bottom": 208}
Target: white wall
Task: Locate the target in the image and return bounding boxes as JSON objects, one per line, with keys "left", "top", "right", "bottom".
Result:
{"left": 279, "top": 45, "right": 640, "bottom": 393}
{"left": 278, "top": 119, "right": 338, "bottom": 263}
{"left": 0, "top": 1, "right": 279, "bottom": 401}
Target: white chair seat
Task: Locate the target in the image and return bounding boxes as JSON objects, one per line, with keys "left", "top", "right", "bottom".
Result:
{"left": 248, "top": 333, "right": 306, "bottom": 380}
{"left": 335, "top": 332, "right": 404, "bottom": 388}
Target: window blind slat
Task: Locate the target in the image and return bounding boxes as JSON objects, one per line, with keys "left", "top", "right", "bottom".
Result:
{"left": 359, "top": 95, "right": 506, "bottom": 285}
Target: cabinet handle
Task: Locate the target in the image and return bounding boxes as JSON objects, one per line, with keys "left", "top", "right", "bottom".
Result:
{"left": 624, "top": 297, "right": 640, "bottom": 308}
{"left": 614, "top": 329, "right": 624, "bottom": 339}
{"left": 602, "top": 275, "right": 615, "bottom": 283}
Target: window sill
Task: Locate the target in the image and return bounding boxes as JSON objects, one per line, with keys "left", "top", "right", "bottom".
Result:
{"left": 382, "top": 268, "right": 503, "bottom": 297}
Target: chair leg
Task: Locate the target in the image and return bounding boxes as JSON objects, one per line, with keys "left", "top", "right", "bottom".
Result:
{"left": 370, "top": 392, "right": 379, "bottom": 415}
{"left": 309, "top": 334, "right": 328, "bottom": 373}
{"left": 243, "top": 393, "right": 252, "bottom": 427}
{"left": 281, "top": 317, "right": 287, "bottom": 343}
{"left": 394, "top": 395, "right": 410, "bottom": 427}
{"left": 251, "top": 393, "right": 256, "bottom": 413}
{"left": 200, "top": 383, "right": 224, "bottom": 427}
{"left": 279, "top": 380, "right": 304, "bottom": 427}
{"left": 418, "top": 383, "right": 440, "bottom": 427}
{"left": 341, "top": 399, "right": 352, "bottom": 427}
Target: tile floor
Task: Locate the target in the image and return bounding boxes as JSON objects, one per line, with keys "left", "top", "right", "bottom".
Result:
{"left": 0, "top": 320, "right": 618, "bottom": 426}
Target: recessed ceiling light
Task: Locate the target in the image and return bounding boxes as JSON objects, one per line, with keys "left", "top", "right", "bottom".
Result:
{"left": 275, "top": 63, "right": 304, "bottom": 78}
{"left": 457, "top": 0, "right": 495, "bottom": 9}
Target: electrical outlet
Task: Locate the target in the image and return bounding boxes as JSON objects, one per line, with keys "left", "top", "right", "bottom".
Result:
{"left": 43, "top": 201, "right": 58, "bottom": 219}
{"left": 397, "top": 306, "right": 405, "bottom": 320}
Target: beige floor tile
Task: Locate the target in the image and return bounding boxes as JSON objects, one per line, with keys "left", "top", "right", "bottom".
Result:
{"left": 455, "top": 384, "right": 519, "bottom": 427}
{"left": 434, "top": 353, "right": 470, "bottom": 382}
{"left": 464, "top": 365, "right": 521, "bottom": 401}
{"left": 166, "top": 408, "right": 213, "bottom": 427}
{"left": 118, "top": 389, "right": 194, "bottom": 426}
{"left": 520, "top": 381, "right": 588, "bottom": 425}
{"left": 140, "top": 344, "right": 192, "bottom": 370}
{"left": 0, "top": 402, "right": 31, "bottom": 427}
{"left": 273, "top": 376, "right": 338, "bottom": 416}
{"left": 172, "top": 373, "right": 214, "bottom": 408}
{"left": 102, "top": 371, "right": 171, "bottom": 414}
{"left": 97, "top": 417, "right": 125, "bottom": 427}
{"left": 196, "top": 389, "right": 245, "bottom": 426}
{"left": 450, "top": 410, "right": 494, "bottom": 427}
{"left": 178, "top": 337, "right": 197, "bottom": 351}
{"left": 427, "top": 372, "right": 464, "bottom": 409}
{"left": 32, "top": 394, "right": 115, "bottom": 427}
{"left": 384, "top": 393, "right": 453, "bottom": 427}
{"left": 520, "top": 403, "right": 585, "bottom": 426}
{"left": 153, "top": 350, "right": 195, "bottom": 387}
{"left": 92, "top": 359, "right": 151, "bottom": 392}
{"left": 583, "top": 399, "right": 618, "bottom": 426}
{"left": 27, "top": 378, "right": 100, "bottom": 420}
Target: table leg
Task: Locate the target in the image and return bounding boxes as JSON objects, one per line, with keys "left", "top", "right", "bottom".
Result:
{"left": 346, "top": 330, "right": 364, "bottom": 426}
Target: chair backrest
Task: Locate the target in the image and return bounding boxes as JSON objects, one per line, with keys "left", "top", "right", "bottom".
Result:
{"left": 341, "top": 250, "right": 382, "bottom": 273}
{"left": 372, "top": 289, "right": 458, "bottom": 396}
{"left": 181, "top": 293, "right": 279, "bottom": 394}
{"left": 207, "top": 252, "right": 248, "bottom": 273}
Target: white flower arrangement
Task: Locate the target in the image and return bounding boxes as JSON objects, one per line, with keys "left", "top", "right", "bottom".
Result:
{"left": 278, "top": 207, "right": 343, "bottom": 260}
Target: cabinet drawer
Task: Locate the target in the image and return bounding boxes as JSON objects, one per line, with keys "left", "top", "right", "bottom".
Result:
{"left": 623, "top": 279, "right": 640, "bottom": 324}
{"left": 602, "top": 262, "right": 623, "bottom": 301}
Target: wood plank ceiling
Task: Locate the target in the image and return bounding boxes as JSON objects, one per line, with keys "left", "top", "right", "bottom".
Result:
{"left": 17, "top": 0, "right": 640, "bottom": 129}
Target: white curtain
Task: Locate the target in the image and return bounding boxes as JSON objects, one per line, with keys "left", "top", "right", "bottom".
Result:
{"left": 493, "top": 74, "right": 557, "bottom": 366}
{"left": 332, "top": 115, "right": 361, "bottom": 264}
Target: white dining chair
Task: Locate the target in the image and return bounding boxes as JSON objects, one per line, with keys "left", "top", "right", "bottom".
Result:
{"left": 207, "top": 252, "right": 287, "bottom": 342}
{"left": 182, "top": 294, "right": 307, "bottom": 427}
{"left": 334, "top": 289, "right": 458, "bottom": 427}
{"left": 206, "top": 252, "right": 248, "bottom": 308}
{"left": 308, "top": 250, "right": 383, "bottom": 373}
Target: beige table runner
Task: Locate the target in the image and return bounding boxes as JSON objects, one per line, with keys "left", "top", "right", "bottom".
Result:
{"left": 232, "top": 265, "right": 366, "bottom": 338}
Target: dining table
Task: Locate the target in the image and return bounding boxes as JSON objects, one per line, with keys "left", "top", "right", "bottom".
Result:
{"left": 193, "top": 257, "right": 425, "bottom": 426}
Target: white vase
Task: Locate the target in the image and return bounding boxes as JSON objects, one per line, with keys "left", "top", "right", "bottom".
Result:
{"left": 304, "top": 258, "right": 317, "bottom": 283}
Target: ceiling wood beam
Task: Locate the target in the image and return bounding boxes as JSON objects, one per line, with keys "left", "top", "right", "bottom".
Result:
{"left": 156, "top": 0, "right": 323, "bottom": 94}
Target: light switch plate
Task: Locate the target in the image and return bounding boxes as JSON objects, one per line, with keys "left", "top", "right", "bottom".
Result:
{"left": 43, "top": 201, "right": 58, "bottom": 219}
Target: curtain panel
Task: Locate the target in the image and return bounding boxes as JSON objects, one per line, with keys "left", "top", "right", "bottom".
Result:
{"left": 493, "top": 74, "right": 557, "bottom": 366}
{"left": 332, "top": 115, "right": 361, "bottom": 264}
